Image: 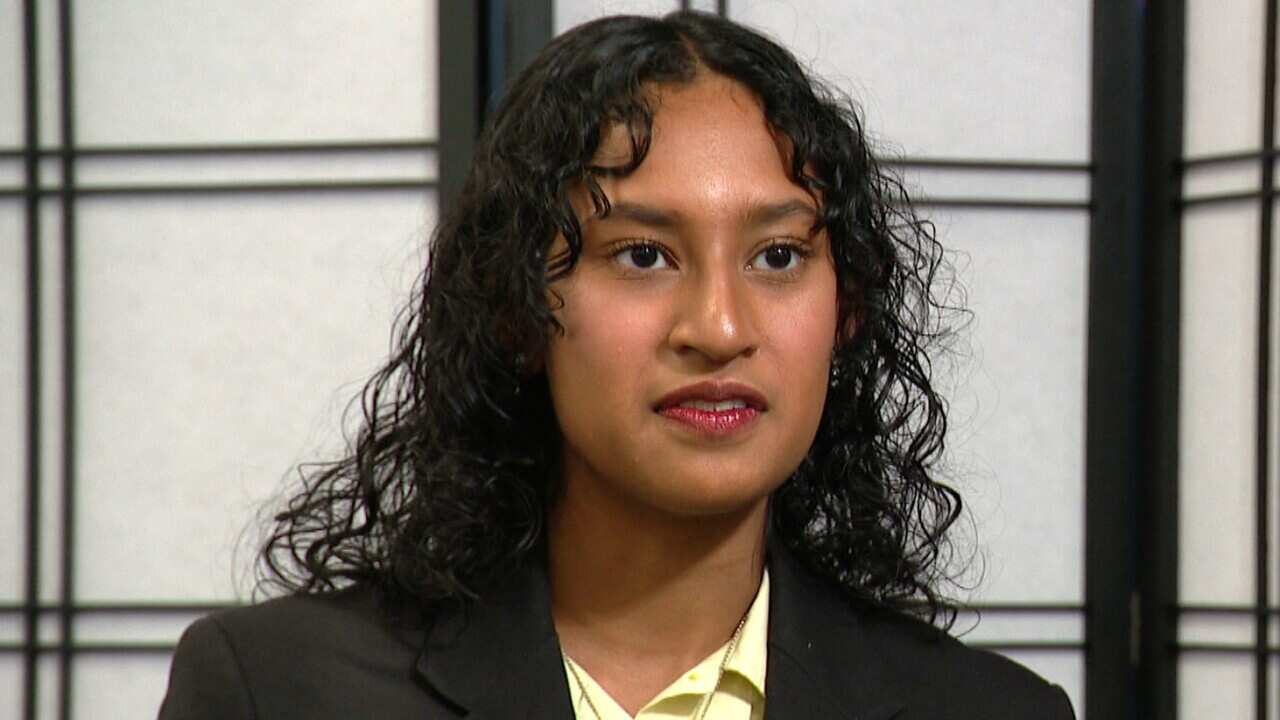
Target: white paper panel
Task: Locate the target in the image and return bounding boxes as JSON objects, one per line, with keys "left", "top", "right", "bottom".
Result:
{"left": 951, "top": 610, "right": 1082, "bottom": 646}
{"left": 0, "top": 0, "right": 21, "bottom": 147}
{"left": 0, "top": 613, "right": 18, "bottom": 645}
{"left": 1272, "top": 658, "right": 1279, "bottom": 720}
{"left": 899, "top": 167, "right": 1090, "bottom": 205}
{"left": 730, "top": 1, "right": 1090, "bottom": 161}
{"left": 1179, "top": 613, "right": 1256, "bottom": 646}
{"left": 37, "top": 198, "right": 63, "bottom": 604}
{"left": 0, "top": 158, "right": 23, "bottom": 189}
{"left": 74, "top": 0, "right": 437, "bottom": 144}
{"left": 37, "top": 654, "right": 58, "bottom": 720}
{"left": 685, "top": 0, "right": 722, "bottom": 12}
{"left": 37, "top": 613, "right": 57, "bottom": 645}
{"left": 1185, "top": 0, "right": 1264, "bottom": 156}
{"left": 73, "top": 655, "right": 172, "bottom": 720}
{"left": 1184, "top": 161, "right": 1261, "bottom": 200}
{"left": 38, "top": 156, "right": 59, "bottom": 189}
{"left": 555, "top": 0, "right": 679, "bottom": 34}
{"left": 996, "top": 650, "right": 1083, "bottom": 720}
{"left": 1180, "top": 654, "right": 1255, "bottom": 720}
{"left": 0, "top": 202, "right": 24, "bottom": 602}
{"left": 36, "top": 0, "right": 59, "bottom": 150}
{"left": 940, "top": 209, "right": 1088, "bottom": 603}
{"left": 0, "top": 0, "right": 62, "bottom": 147}
{"left": 76, "top": 611, "right": 200, "bottom": 645}
{"left": 0, "top": 655, "right": 18, "bottom": 720}
{"left": 77, "top": 150, "right": 438, "bottom": 187}
{"left": 1180, "top": 202, "right": 1259, "bottom": 604}
{"left": 76, "top": 191, "right": 433, "bottom": 601}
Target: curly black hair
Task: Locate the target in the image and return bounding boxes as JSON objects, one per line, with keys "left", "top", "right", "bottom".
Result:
{"left": 259, "top": 10, "right": 965, "bottom": 624}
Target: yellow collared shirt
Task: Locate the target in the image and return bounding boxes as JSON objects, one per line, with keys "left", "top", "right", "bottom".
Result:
{"left": 563, "top": 571, "right": 769, "bottom": 720}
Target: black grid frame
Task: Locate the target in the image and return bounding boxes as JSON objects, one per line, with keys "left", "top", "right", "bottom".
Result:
{"left": 1173, "top": 0, "right": 1280, "bottom": 718}
{"left": 8, "top": 1, "right": 1278, "bottom": 719}
{"left": 1256, "top": 7, "right": 1277, "bottom": 720}
{"left": 1138, "top": 1, "right": 1184, "bottom": 717}
{"left": 20, "top": 3, "right": 42, "bottom": 718}
{"left": 7, "top": 1, "right": 439, "bottom": 718}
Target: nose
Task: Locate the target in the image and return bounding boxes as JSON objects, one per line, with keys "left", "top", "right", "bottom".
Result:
{"left": 666, "top": 266, "right": 759, "bottom": 365}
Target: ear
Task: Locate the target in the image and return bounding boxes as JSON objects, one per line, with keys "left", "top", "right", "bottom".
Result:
{"left": 838, "top": 309, "right": 861, "bottom": 345}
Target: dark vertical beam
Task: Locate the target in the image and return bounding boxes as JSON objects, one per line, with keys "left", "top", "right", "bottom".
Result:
{"left": 21, "top": 1, "right": 40, "bottom": 719}
{"left": 505, "top": 0, "right": 552, "bottom": 82}
{"left": 485, "top": 0, "right": 506, "bottom": 118}
{"left": 1256, "top": 1, "right": 1277, "bottom": 719}
{"left": 716, "top": 0, "right": 727, "bottom": 17}
{"left": 56, "top": 1, "right": 76, "bottom": 718}
{"left": 1140, "top": 1, "right": 1184, "bottom": 718}
{"left": 438, "top": 0, "right": 552, "bottom": 211}
{"left": 438, "top": 1, "right": 482, "bottom": 211}
{"left": 1087, "top": 0, "right": 1145, "bottom": 718}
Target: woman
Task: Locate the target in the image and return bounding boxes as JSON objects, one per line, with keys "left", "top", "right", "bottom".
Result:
{"left": 160, "top": 10, "right": 1073, "bottom": 720}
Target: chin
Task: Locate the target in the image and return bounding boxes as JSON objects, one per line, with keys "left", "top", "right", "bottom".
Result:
{"left": 639, "top": 473, "right": 782, "bottom": 519}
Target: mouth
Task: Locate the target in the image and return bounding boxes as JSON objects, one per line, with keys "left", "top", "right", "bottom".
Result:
{"left": 653, "top": 381, "right": 767, "bottom": 437}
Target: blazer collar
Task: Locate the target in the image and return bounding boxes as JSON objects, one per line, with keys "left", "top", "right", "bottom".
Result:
{"left": 763, "top": 543, "right": 909, "bottom": 720}
{"left": 415, "top": 560, "right": 574, "bottom": 720}
{"left": 414, "top": 543, "right": 912, "bottom": 720}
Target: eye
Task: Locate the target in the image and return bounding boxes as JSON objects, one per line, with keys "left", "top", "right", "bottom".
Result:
{"left": 614, "top": 241, "right": 672, "bottom": 270}
{"left": 749, "top": 242, "right": 806, "bottom": 272}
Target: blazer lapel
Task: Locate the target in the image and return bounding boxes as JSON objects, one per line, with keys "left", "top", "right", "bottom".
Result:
{"left": 414, "top": 562, "right": 575, "bottom": 720}
{"left": 764, "top": 542, "right": 910, "bottom": 720}
{"left": 412, "top": 543, "right": 917, "bottom": 720}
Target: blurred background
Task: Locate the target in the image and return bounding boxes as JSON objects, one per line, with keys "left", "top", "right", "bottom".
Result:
{"left": 0, "top": 0, "right": 1275, "bottom": 718}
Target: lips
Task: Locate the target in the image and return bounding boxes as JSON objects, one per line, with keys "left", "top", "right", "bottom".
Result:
{"left": 654, "top": 381, "right": 767, "bottom": 436}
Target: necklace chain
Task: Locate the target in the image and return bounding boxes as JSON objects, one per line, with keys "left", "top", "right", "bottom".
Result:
{"left": 564, "top": 612, "right": 751, "bottom": 720}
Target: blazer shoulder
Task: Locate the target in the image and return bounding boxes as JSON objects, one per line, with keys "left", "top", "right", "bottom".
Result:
{"left": 159, "top": 613, "right": 257, "bottom": 719}
{"left": 204, "top": 585, "right": 406, "bottom": 646}
{"left": 160, "top": 587, "right": 440, "bottom": 720}
{"left": 853, "top": 608, "right": 1076, "bottom": 719}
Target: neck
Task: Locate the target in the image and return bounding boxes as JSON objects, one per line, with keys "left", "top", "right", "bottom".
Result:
{"left": 548, "top": 478, "right": 767, "bottom": 713}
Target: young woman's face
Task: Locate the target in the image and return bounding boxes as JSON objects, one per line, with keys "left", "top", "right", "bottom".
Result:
{"left": 544, "top": 73, "right": 839, "bottom": 520}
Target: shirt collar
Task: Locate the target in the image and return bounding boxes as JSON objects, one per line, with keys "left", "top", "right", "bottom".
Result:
{"left": 724, "top": 568, "right": 769, "bottom": 696}
{"left": 563, "top": 569, "right": 770, "bottom": 717}
{"left": 641, "top": 569, "right": 770, "bottom": 703}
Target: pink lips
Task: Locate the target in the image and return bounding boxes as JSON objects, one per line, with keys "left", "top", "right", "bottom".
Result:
{"left": 654, "top": 381, "right": 767, "bottom": 437}
{"left": 658, "top": 405, "right": 761, "bottom": 435}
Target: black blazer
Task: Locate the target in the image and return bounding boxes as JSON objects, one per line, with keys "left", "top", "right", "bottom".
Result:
{"left": 159, "top": 546, "right": 1074, "bottom": 719}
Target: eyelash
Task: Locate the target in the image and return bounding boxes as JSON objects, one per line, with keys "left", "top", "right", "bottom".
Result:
{"left": 612, "top": 239, "right": 675, "bottom": 271}
{"left": 750, "top": 240, "right": 812, "bottom": 273}
{"left": 608, "top": 238, "right": 812, "bottom": 274}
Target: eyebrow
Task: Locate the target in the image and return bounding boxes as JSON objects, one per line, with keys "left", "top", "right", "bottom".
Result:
{"left": 601, "top": 199, "right": 817, "bottom": 229}
{"left": 606, "top": 202, "right": 682, "bottom": 228}
{"left": 744, "top": 199, "right": 817, "bottom": 227}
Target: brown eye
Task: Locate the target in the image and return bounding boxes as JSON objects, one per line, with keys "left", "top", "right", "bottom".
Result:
{"left": 750, "top": 243, "right": 804, "bottom": 272}
{"left": 629, "top": 245, "right": 660, "bottom": 268}
{"left": 764, "top": 246, "right": 793, "bottom": 269}
{"left": 615, "top": 242, "right": 671, "bottom": 270}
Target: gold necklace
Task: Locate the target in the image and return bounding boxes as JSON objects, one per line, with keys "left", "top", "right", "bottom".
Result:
{"left": 564, "top": 612, "right": 750, "bottom": 720}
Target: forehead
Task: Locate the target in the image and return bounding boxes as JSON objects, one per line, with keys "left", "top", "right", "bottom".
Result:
{"left": 589, "top": 74, "right": 809, "bottom": 216}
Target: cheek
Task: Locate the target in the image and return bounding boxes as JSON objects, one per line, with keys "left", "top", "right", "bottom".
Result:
{"left": 546, "top": 284, "right": 668, "bottom": 398}
{"left": 766, "top": 282, "right": 839, "bottom": 384}
{"left": 759, "top": 292, "right": 838, "bottom": 461}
